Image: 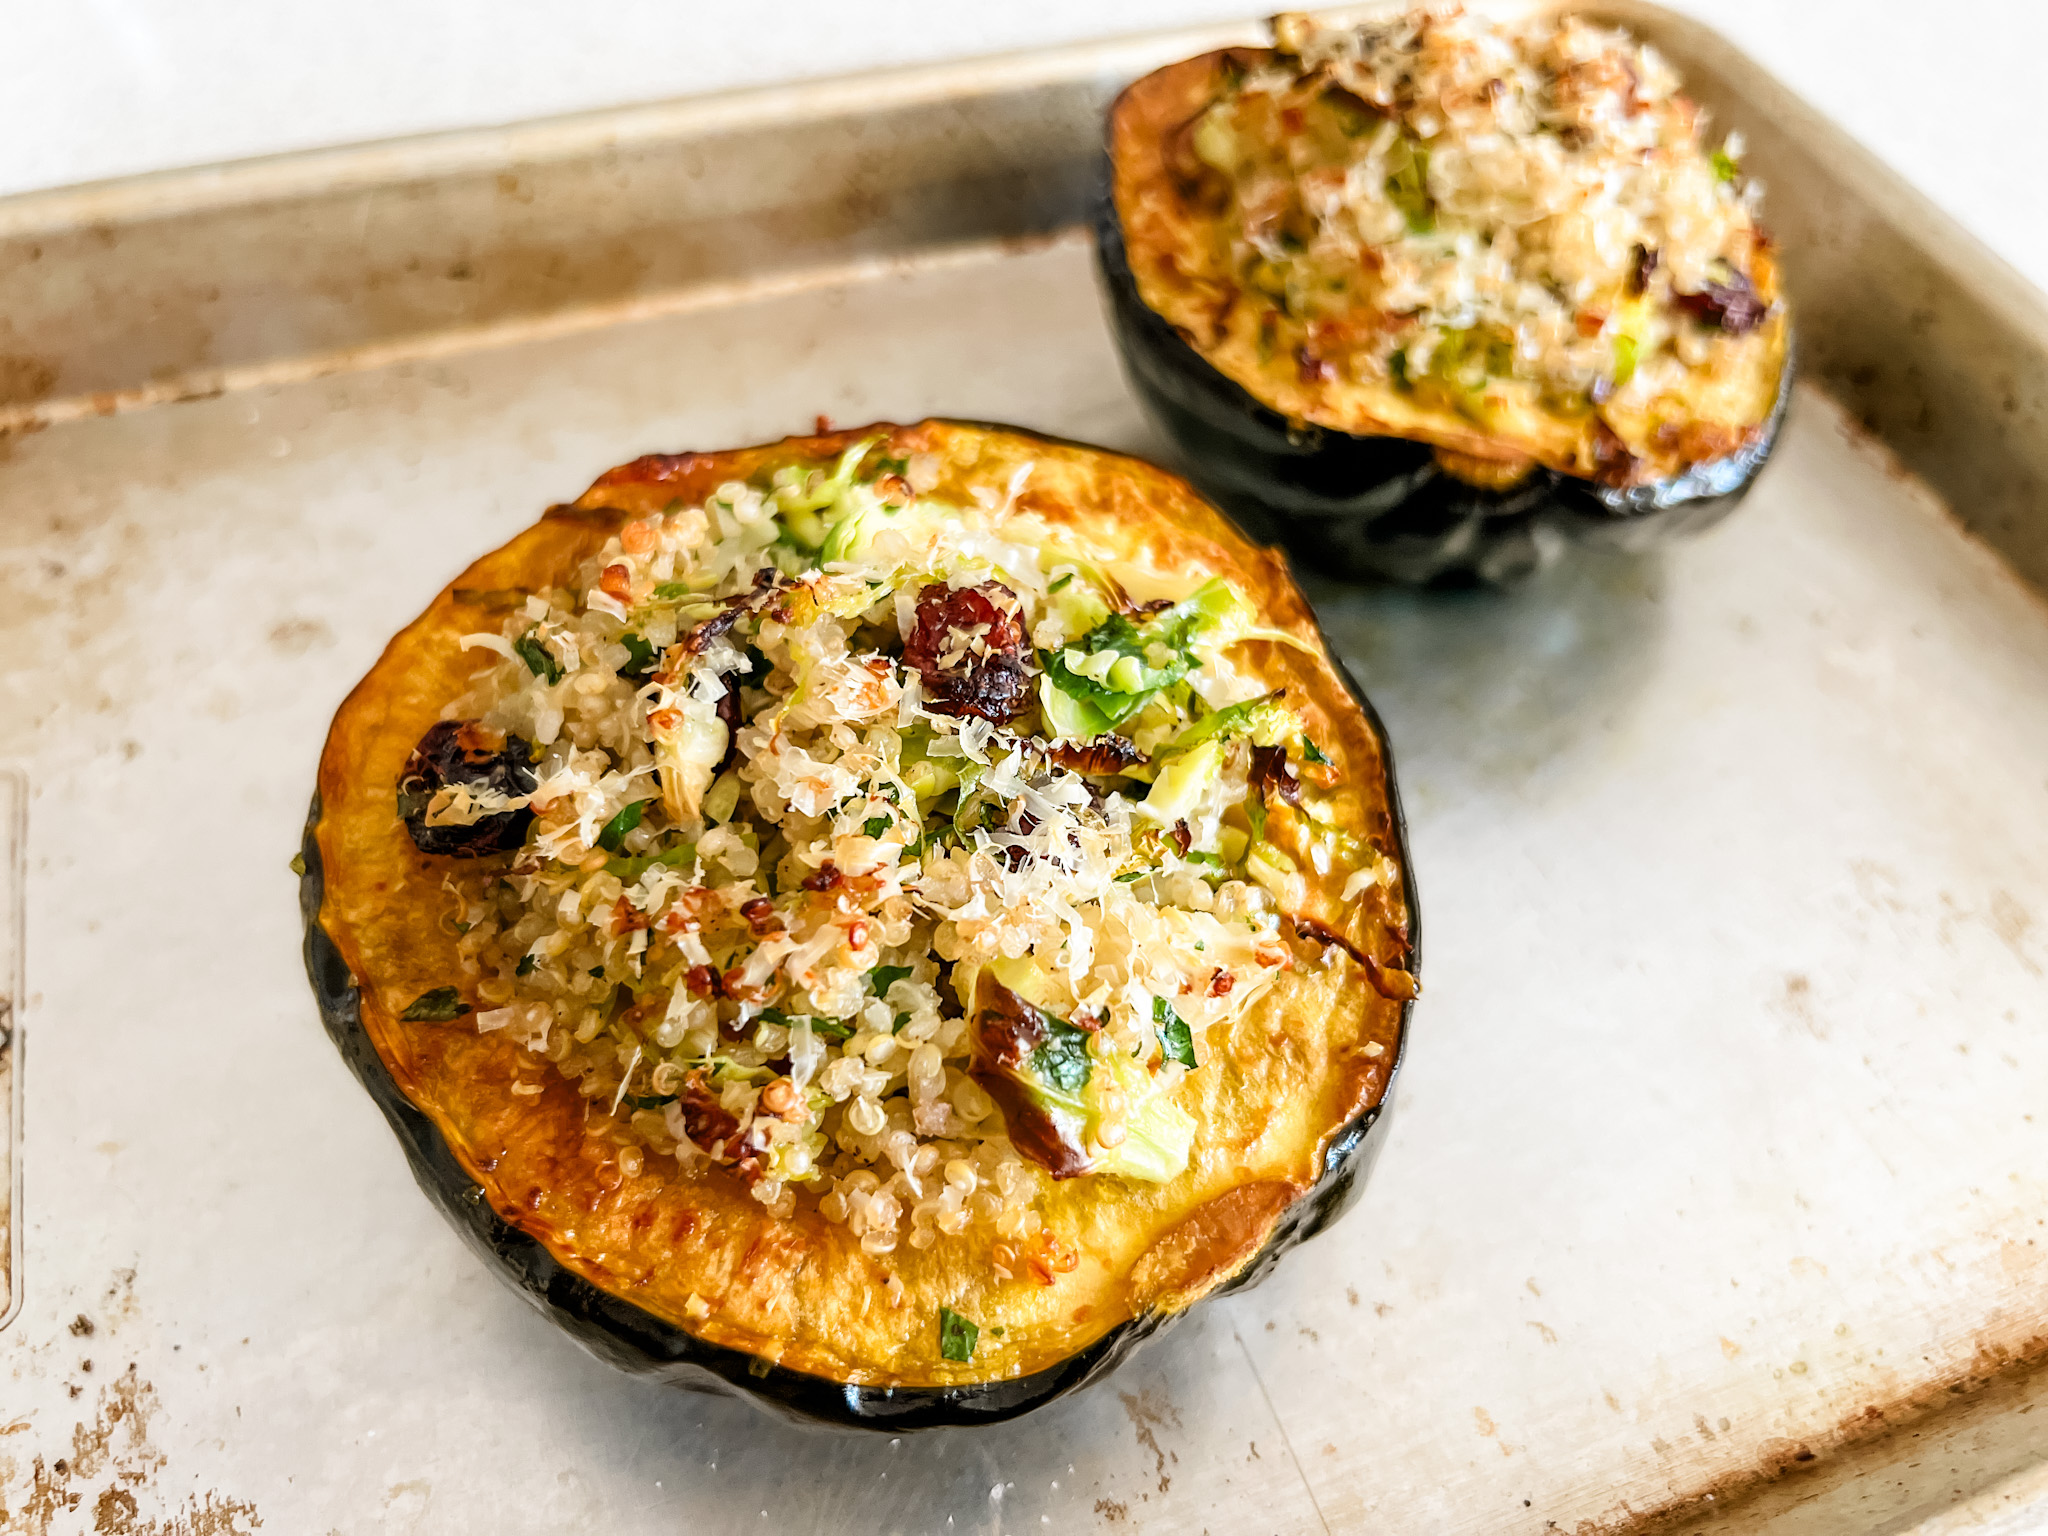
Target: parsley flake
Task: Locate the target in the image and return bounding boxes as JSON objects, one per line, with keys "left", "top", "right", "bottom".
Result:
{"left": 512, "top": 629, "right": 564, "bottom": 685}
{"left": 870, "top": 964, "right": 914, "bottom": 997}
{"left": 1032, "top": 1017, "right": 1094, "bottom": 1093}
{"left": 598, "top": 799, "right": 649, "bottom": 853}
{"left": 1154, "top": 995, "right": 1196, "bottom": 1069}
{"left": 938, "top": 1306, "right": 980, "bottom": 1362}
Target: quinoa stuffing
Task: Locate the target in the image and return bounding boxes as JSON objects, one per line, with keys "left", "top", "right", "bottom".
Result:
{"left": 397, "top": 435, "right": 1398, "bottom": 1260}
{"left": 1125, "top": 4, "right": 1787, "bottom": 482}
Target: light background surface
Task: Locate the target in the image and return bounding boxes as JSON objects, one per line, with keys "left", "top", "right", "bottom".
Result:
{"left": 7, "top": 0, "right": 2048, "bottom": 295}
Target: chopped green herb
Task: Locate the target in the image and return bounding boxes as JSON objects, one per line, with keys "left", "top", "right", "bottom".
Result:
{"left": 652, "top": 580, "right": 694, "bottom": 599}
{"left": 863, "top": 816, "right": 891, "bottom": 839}
{"left": 626, "top": 1093, "right": 677, "bottom": 1111}
{"left": 1302, "top": 737, "right": 1332, "bottom": 766}
{"left": 598, "top": 799, "right": 649, "bottom": 853}
{"left": 870, "top": 964, "right": 914, "bottom": 997}
{"left": 453, "top": 920, "right": 472, "bottom": 934}
{"left": 1247, "top": 792, "right": 1268, "bottom": 845}
{"left": 513, "top": 630, "right": 564, "bottom": 685}
{"left": 1185, "top": 851, "right": 1226, "bottom": 868}
{"left": 1154, "top": 995, "right": 1196, "bottom": 1069}
{"left": 1390, "top": 349, "right": 1411, "bottom": 390}
{"left": 288, "top": 852, "right": 307, "bottom": 876}
{"left": 763, "top": 1008, "right": 853, "bottom": 1042}
{"left": 892, "top": 1012, "right": 912, "bottom": 1034}
{"left": 619, "top": 631, "right": 657, "bottom": 680}
{"left": 401, "top": 987, "right": 471, "bottom": 1023}
{"left": 1711, "top": 149, "right": 1739, "bottom": 182}
{"left": 938, "top": 1306, "right": 980, "bottom": 1362}
{"left": 1048, "top": 572, "right": 1074, "bottom": 593}
{"left": 989, "top": 1326, "right": 1006, "bottom": 1337}
{"left": 747, "top": 1356, "right": 773, "bottom": 1378}
{"left": 1032, "top": 1016, "right": 1094, "bottom": 1093}
{"left": 515, "top": 954, "right": 537, "bottom": 977}
{"left": 588, "top": 966, "right": 605, "bottom": 979}
{"left": 1114, "top": 870, "right": 1146, "bottom": 883}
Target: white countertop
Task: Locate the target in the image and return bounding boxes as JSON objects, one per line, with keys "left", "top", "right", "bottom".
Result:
{"left": 8, "top": 0, "right": 2048, "bottom": 292}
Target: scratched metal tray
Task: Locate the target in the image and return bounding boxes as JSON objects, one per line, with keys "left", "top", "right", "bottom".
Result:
{"left": 4, "top": 4, "right": 2047, "bottom": 1532}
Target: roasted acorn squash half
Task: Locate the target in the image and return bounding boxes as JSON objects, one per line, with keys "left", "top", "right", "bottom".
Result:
{"left": 302, "top": 419, "right": 1415, "bottom": 1428}
{"left": 1099, "top": 11, "right": 1794, "bottom": 586}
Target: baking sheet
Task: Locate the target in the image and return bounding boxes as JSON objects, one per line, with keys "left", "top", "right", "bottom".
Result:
{"left": 2, "top": 6, "right": 2046, "bottom": 1533}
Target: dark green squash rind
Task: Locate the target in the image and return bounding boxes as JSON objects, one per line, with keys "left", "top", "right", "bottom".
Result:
{"left": 299, "top": 455, "right": 1418, "bottom": 1432}
{"left": 1095, "top": 174, "right": 1794, "bottom": 587}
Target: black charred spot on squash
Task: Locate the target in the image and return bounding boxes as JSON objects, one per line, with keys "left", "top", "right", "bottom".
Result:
{"left": 398, "top": 719, "right": 537, "bottom": 856}
{"left": 902, "top": 581, "right": 1033, "bottom": 724}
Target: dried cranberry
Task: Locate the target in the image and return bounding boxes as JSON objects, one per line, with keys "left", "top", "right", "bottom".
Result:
{"left": 902, "top": 581, "right": 1033, "bottom": 724}
{"left": 397, "top": 719, "right": 537, "bottom": 857}
{"left": 1673, "top": 271, "right": 1766, "bottom": 335}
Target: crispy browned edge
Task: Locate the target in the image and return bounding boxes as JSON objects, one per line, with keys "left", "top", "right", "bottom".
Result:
{"left": 1108, "top": 48, "right": 1789, "bottom": 484}
{"left": 312, "top": 418, "right": 1407, "bottom": 1388}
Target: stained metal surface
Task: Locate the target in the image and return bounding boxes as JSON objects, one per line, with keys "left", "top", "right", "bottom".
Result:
{"left": 0, "top": 769, "right": 20, "bottom": 1336}
{"left": 1, "top": 7, "right": 2046, "bottom": 1534}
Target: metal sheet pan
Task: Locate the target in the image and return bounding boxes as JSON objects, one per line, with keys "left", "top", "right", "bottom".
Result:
{"left": 2, "top": 5, "right": 2045, "bottom": 1532}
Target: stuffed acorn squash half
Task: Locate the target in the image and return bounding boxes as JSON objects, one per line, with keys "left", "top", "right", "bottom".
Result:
{"left": 303, "top": 421, "right": 1416, "bottom": 1427}
{"left": 1099, "top": 8, "right": 1793, "bottom": 585}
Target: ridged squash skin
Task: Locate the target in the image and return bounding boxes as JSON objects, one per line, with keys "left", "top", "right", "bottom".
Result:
{"left": 1098, "top": 50, "right": 1794, "bottom": 587}
{"left": 300, "top": 420, "right": 1417, "bottom": 1428}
